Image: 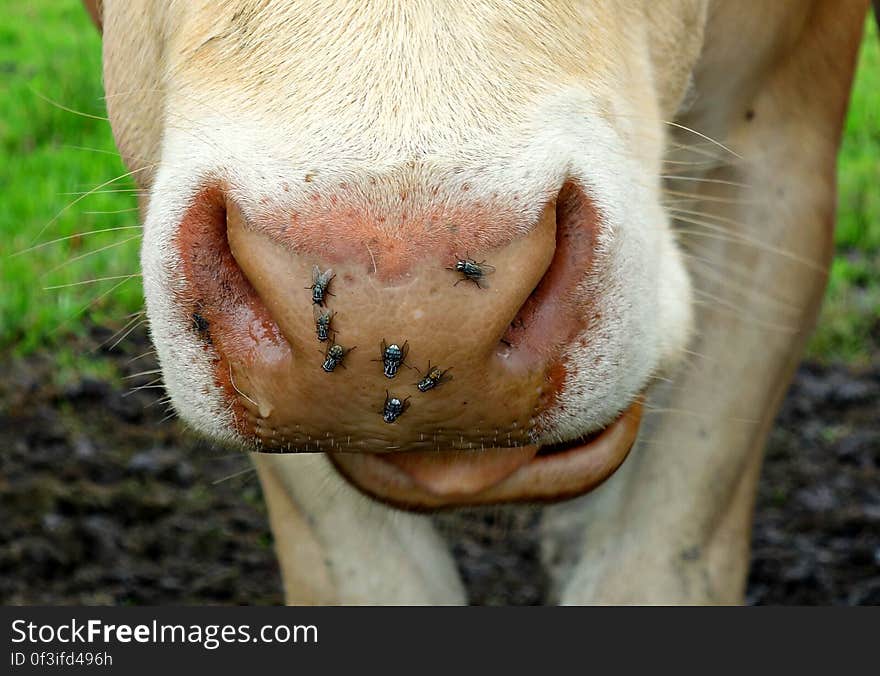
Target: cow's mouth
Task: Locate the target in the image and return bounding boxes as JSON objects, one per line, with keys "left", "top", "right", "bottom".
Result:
{"left": 171, "top": 186, "right": 648, "bottom": 510}
{"left": 329, "top": 397, "right": 642, "bottom": 510}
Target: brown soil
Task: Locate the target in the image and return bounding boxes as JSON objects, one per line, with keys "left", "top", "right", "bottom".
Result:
{"left": 1, "top": 327, "right": 877, "bottom": 605}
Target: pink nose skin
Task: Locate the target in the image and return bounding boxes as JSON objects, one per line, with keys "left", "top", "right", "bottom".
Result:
{"left": 172, "top": 183, "right": 640, "bottom": 506}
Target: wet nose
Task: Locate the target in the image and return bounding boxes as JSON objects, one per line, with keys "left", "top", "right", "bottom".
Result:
{"left": 175, "top": 182, "right": 598, "bottom": 456}
{"left": 224, "top": 194, "right": 557, "bottom": 450}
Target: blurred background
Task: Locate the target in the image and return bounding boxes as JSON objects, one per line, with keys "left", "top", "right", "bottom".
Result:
{"left": 1, "top": 2, "right": 877, "bottom": 604}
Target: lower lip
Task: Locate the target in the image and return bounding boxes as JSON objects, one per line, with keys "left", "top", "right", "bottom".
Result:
{"left": 330, "top": 398, "right": 644, "bottom": 510}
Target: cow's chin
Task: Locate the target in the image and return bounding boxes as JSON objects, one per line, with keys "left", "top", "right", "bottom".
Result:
{"left": 328, "top": 397, "right": 643, "bottom": 511}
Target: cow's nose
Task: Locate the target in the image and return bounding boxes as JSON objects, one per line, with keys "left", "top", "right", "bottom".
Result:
{"left": 177, "top": 183, "right": 598, "bottom": 467}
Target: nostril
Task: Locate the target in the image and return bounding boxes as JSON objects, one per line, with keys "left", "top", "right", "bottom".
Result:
{"left": 174, "top": 187, "right": 290, "bottom": 430}
{"left": 501, "top": 181, "right": 600, "bottom": 359}
{"left": 177, "top": 188, "right": 255, "bottom": 333}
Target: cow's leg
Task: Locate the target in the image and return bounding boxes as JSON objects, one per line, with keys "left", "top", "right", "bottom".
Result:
{"left": 252, "top": 453, "right": 466, "bottom": 605}
{"left": 541, "top": 0, "right": 867, "bottom": 604}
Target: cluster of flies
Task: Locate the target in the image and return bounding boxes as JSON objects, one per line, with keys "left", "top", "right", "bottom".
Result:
{"left": 307, "top": 256, "right": 493, "bottom": 424}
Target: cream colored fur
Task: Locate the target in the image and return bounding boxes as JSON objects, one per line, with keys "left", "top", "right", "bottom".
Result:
{"left": 92, "top": 0, "right": 868, "bottom": 604}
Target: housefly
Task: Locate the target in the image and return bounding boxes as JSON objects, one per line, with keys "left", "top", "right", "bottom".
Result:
{"left": 307, "top": 265, "right": 335, "bottom": 306}
{"left": 314, "top": 307, "right": 335, "bottom": 342}
{"left": 382, "top": 392, "right": 410, "bottom": 423}
{"left": 374, "top": 339, "right": 410, "bottom": 378}
{"left": 416, "top": 362, "right": 452, "bottom": 392}
{"left": 321, "top": 342, "right": 353, "bottom": 372}
{"left": 449, "top": 257, "right": 495, "bottom": 288}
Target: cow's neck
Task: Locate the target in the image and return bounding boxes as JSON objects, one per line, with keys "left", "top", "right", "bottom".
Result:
{"left": 542, "top": 0, "right": 866, "bottom": 603}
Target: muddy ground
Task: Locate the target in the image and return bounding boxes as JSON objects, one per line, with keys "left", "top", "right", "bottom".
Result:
{"left": 1, "top": 327, "right": 877, "bottom": 605}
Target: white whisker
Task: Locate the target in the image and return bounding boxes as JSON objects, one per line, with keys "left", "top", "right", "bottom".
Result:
{"left": 13, "top": 225, "right": 142, "bottom": 257}
{"left": 43, "top": 273, "right": 141, "bottom": 290}
{"left": 31, "top": 88, "right": 109, "bottom": 121}
{"left": 42, "top": 234, "right": 142, "bottom": 277}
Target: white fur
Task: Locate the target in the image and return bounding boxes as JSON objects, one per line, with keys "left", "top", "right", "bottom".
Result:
{"left": 100, "top": 0, "right": 857, "bottom": 606}
{"left": 144, "top": 82, "right": 692, "bottom": 445}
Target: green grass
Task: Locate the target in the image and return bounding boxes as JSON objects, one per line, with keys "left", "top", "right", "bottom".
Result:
{"left": 0, "top": 1, "right": 141, "bottom": 354}
{"left": 0, "top": 2, "right": 878, "bottom": 363}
